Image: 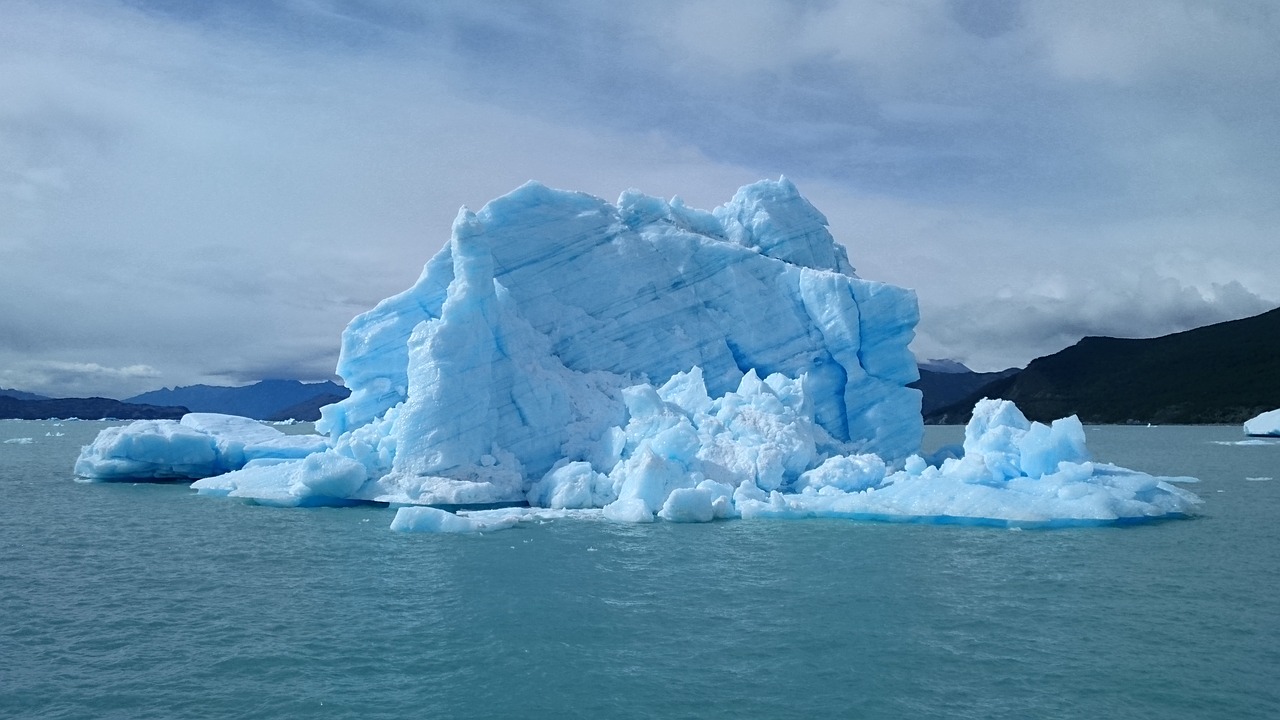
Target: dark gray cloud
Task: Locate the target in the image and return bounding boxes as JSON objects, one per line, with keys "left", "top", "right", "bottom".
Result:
{"left": 2, "top": 0, "right": 1277, "bottom": 396}
{"left": 923, "top": 275, "right": 1275, "bottom": 371}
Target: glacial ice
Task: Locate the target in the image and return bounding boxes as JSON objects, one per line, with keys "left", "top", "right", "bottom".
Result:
{"left": 1243, "top": 409, "right": 1280, "bottom": 437}
{"left": 75, "top": 413, "right": 327, "bottom": 481}
{"left": 75, "top": 179, "right": 1202, "bottom": 529}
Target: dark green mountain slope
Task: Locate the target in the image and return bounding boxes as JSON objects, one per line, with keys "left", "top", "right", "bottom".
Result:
{"left": 912, "top": 367, "right": 1020, "bottom": 416}
{"left": 927, "top": 306, "right": 1280, "bottom": 424}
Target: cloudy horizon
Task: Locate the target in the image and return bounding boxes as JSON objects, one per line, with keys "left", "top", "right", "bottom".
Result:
{"left": 3, "top": 0, "right": 1277, "bottom": 399}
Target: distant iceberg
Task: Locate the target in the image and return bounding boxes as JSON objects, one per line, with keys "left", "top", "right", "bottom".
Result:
{"left": 1243, "top": 409, "right": 1280, "bottom": 437}
{"left": 76, "top": 179, "right": 1201, "bottom": 528}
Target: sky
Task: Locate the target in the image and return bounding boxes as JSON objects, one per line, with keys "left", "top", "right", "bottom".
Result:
{"left": 2, "top": 0, "right": 1277, "bottom": 398}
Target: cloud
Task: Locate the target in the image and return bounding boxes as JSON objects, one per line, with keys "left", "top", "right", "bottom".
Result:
{"left": 0, "top": 361, "right": 161, "bottom": 398}
{"left": 801, "top": 179, "right": 1280, "bottom": 369}
{"left": 917, "top": 273, "right": 1275, "bottom": 371}
{"left": 1029, "top": 1, "right": 1280, "bottom": 86}
{"left": 0, "top": 0, "right": 768, "bottom": 395}
{"left": 1, "top": 0, "right": 1277, "bottom": 395}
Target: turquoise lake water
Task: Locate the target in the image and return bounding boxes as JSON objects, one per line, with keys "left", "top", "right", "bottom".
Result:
{"left": 1, "top": 420, "right": 1277, "bottom": 719}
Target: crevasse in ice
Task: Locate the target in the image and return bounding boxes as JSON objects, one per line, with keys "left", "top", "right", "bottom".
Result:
{"left": 75, "top": 179, "right": 1201, "bottom": 527}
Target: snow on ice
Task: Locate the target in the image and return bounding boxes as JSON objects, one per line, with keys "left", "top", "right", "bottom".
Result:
{"left": 75, "top": 179, "right": 1201, "bottom": 529}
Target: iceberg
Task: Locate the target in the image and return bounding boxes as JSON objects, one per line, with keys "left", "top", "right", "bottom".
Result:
{"left": 76, "top": 179, "right": 1201, "bottom": 528}
{"left": 384, "top": 397, "right": 1200, "bottom": 532}
{"left": 1243, "top": 409, "right": 1280, "bottom": 437}
{"left": 74, "top": 413, "right": 327, "bottom": 481}
{"left": 191, "top": 178, "right": 922, "bottom": 508}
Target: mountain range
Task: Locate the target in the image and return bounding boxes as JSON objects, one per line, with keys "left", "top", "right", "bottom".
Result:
{"left": 126, "top": 380, "right": 349, "bottom": 421}
{"left": 0, "top": 380, "right": 348, "bottom": 421}
{"left": 926, "top": 306, "right": 1280, "bottom": 424}
{"left": 0, "top": 395, "right": 187, "bottom": 421}
{"left": 911, "top": 365, "right": 1020, "bottom": 416}
{"left": 0, "top": 388, "right": 51, "bottom": 402}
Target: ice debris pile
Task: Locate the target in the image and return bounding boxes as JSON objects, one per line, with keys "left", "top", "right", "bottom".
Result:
{"left": 392, "top": 398, "right": 1200, "bottom": 531}
{"left": 75, "top": 179, "right": 1201, "bottom": 528}
{"left": 1243, "top": 409, "right": 1280, "bottom": 437}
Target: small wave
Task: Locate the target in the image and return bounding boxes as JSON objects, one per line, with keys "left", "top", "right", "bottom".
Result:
{"left": 1245, "top": 477, "right": 1273, "bottom": 482}
{"left": 4, "top": 438, "right": 34, "bottom": 444}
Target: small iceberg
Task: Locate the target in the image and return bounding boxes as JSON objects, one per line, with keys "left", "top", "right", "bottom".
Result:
{"left": 74, "top": 413, "right": 328, "bottom": 481}
{"left": 1243, "top": 409, "right": 1280, "bottom": 438}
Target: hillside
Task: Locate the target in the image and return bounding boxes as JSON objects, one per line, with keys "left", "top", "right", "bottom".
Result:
{"left": 127, "top": 380, "right": 348, "bottom": 420}
{"left": 927, "top": 306, "right": 1280, "bottom": 424}
{"left": 0, "top": 388, "right": 51, "bottom": 402}
{"left": 911, "top": 366, "right": 1020, "bottom": 416}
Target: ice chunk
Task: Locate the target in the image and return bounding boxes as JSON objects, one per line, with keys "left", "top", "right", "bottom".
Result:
{"left": 390, "top": 506, "right": 602, "bottom": 533}
{"left": 731, "top": 399, "right": 1200, "bottom": 527}
{"left": 75, "top": 420, "right": 219, "bottom": 480}
{"left": 191, "top": 452, "right": 365, "bottom": 507}
{"left": 390, "top": 506, "right": 519, "bottom": 533}
{"left": 794, "top": 454, "right": 887, "bottom": 493}
{"left": 527, "top": 461, "right": 613, "bottom": 509}
{"left": 658, "top": 480, "right": 737, "bottom": 522}
{"left": 1244, "top": 408, "right": 1280, "bottom": 437}
{"left": 75, "top": 413, "right": 328, "bottom": 481}
{"left": 602, "top": 498, "right": 655, "bottom": 523}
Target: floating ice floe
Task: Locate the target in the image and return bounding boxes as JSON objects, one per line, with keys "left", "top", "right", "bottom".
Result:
{"left": 75, "top": 413, "right": 327, "bottom": 481}
{"left": 75, "top": 180, "right": 1202, "bottom": 529}
{"left": 1243, "top": 409, "right": 1280, "bottom": 437}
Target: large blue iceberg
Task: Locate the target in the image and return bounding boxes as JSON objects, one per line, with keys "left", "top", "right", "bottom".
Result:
{"left": 76, "top": 179, "right": 1201, "bottom": 528}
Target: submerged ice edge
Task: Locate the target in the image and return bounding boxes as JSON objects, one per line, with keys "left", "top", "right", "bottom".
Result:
{"left": 73, "top": 179, "right": 1203, "bottom": 531}
{"left": 391, "top": 505, "right": 1199, "bottom": 535}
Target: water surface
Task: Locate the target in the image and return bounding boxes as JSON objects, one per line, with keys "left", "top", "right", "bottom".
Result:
{"left": 1, "top": 421, "right": 1276, "bottom": 719}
